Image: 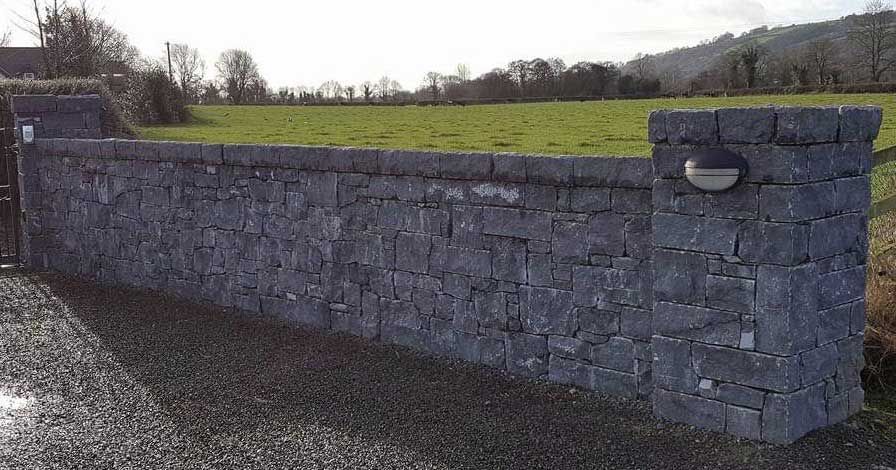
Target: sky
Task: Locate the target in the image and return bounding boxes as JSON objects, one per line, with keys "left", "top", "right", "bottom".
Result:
{"left": 0, "top": 0, "right": 872, "bottom": 90}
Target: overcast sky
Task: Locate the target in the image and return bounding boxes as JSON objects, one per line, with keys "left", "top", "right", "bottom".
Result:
{"left": 1, "top": 0, "right": 871, "bottom": 90}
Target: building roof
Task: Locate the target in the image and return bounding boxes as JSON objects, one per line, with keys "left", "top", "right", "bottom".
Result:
{"left": 0, "top": 47, "right": 44, "bottom": 78}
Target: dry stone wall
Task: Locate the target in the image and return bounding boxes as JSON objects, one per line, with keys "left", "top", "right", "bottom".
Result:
{"left": 13, "top": 94, "right": 881, "bottom": 444}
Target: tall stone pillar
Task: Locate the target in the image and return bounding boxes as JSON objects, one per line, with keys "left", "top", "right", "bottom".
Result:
{"left": 649, "top": 106, "right": 880, "bottom": 443}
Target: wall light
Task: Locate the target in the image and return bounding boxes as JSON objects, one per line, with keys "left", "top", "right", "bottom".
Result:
{"left": 684, "top": 149, "right": 748, "bottom": 192}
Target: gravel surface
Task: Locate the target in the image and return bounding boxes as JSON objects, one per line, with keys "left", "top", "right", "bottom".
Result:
{"left": 0, "top": 269, "right": 893, "bottom": 470}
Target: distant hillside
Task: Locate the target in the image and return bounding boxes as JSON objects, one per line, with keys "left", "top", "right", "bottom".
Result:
{"left": 624, "top": 15, "right": 875, "bottom": 91}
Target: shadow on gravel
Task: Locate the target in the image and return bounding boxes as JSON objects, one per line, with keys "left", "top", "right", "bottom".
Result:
{"left": 9, "top": 271, "right": 895, "bottom": 469}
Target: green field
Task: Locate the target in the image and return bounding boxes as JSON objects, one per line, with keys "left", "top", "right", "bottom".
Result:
{"left": 141, "top": 94, "right": 896, "bottom": 157}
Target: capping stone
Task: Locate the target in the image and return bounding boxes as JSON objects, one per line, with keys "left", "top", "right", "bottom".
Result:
{"left": 574, "top": 156, "right": 653, "bottom": 189}
{"left": 57, "top": 94, "right": 102, "bottom": 112}
{"left": 717, "top": 107, "right": 775, "bottom": 143}
{"left": 11, "top": 94, "right": 56, "bottom": 114}
{"left": 839, "top": 105, "right": 882, "bottom": 142}
{"left": 775, "top": 107, "right": 840, "bottom": 144}
{"left": 647, "top": 110, "right": 667, "bottom": 143}
{"left": 665, "top": 109, "right": 718, "bottom": 145}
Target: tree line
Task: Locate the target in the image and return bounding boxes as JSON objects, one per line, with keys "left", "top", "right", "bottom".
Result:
{"left": 11, "top": 0, "right": 896, "bottom": 120}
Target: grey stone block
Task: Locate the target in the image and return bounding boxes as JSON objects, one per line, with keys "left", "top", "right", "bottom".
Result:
{"left": 548, "top": 355, "right": 590, "bottom": 388}
{"left": 817, "top": 303, "right": 850, "bottom": 346}
{"left": 647, "top": 110, "right": 667, "bottom": 143}
{"left": 801, "top": 342, "right": 839, "bottom": 386}
{"left": 651, "top": 335, "right": 699, "bottom": 394}
{"left": 818, "top": 266, "right": 865, "bottom": 310}
{"left": 717, "top": 107, "right": 775, "bottom": 144}
{"left": 587, "top": 212, "right": 625, "bottom": 256}
{"left": 755, "top": 264, "right": 819, "bottom": 355}
{"left": 482, "top": 207, "right": 552, "bottom": 241}
{"left": 379, "top": 150, "right": 440, "bottom": 177}
{"left": 653, "top": 388, "right": 726, "bottom": 433}
{"left": 809, "top": 214, "right": 865, "bottom": 260}
{"left": 572, "top": 265, "right": 643, "bottom": 308}
{"left": 520, "top": 286, "right": 575, "bottom": 335}
{"left": 440, "top": 153, "right": 491, "bottom": 180}
{"left": 651, "top": 144, "right": 693, "bottom": 179}
{"left": 552, "top": 222, "right": 589, "bottom": 264}
{"left": 57, "top": 95, "right": 101, "bottom": 112}
{"left": 665, "top": 109, "right": 718, "bottom": 145}
{"left": 839, "top": 105, "right": 882, "bottom": 142}
{"left": 624, "top": 215, "right": 652, "bottom": 260}
{"left": 731, "top": 144, "right": 809, "bottom": 184}
{"left": 548, "top": 335, "right": 591, "bottom": 361}
{"left": 492, "top": 153, "right": 527, "bottom": 182}
{"left": 654, "top": 302, "right": 740, "bottom": 347}
{"left": 11, "top": 94, "right": 57, "bottom": 113}
{"left": 716, "top": 383, "right": 765, "bottom": 409}
{"left": 573, "top": 156, "right": 653, "bottom": 189}
{"left": 525, "top": 184, "right": 557, "bottom": 210}
{"left": 473, "top": 291, "right": 506, "bottom": 329}
{"left": 834, "top": 177, "right": 871, "bottom": 213}
{"left": 776, "top": 107, "right": 840, "bottom": 144}
{"left": 706, "top": 275, "right": 755, "bottom": 314}
{"left": 620, "top": 307, "right": 652, "bottom": 340}
{"left": 612, "top": 188, "right": 652, "bottom": 214}
{"left": 726, "top": 405, "right": 762, "bottom": 440}
{"left": 850, "top": 300, "right": 865, "bottom": 335}
{"left": 692, "top": 343, "right": 801, "bottom": 393}
{"left": 762, "top": 383, "right": 828, "bottom": 444}
{"left": 738, "top": 221, "right": 808, "bottom": 266}
{"left": 223, "top": 144, "right": 278, "bottom": 167}
{"left": 759, "top": 182, "right": 836, "bottom": 222}
{"left": 492, "top": 237, "right": 527, "bottom": 283}
{"left": 527, "top": 156, "right": 574, "bottom": 186}
{"left": 653, "top": 249, "right": 706, "bottom": 305}
{"left": 591, "top": 366, "right": 638, "bottom": 398}
{"left": 570, "top": 188, "right": 611, "bottom": 212}
{"left": 395, "top": 232, "right": 431, "bottom": 274}
{"left": 442, "top": 246, "right": 492, "bottom": 277}
{"left": 653, "top": 213, "right": 738, "bottom": 255}
{"left": 506, "top": 333, "right": 548, "bottom": 377}
{"left": 704, "top": 183, "right": 758, "bottom": 219}
{"left": 591, "top": 337, "right": 635, "bottom": 372}
{"left": 578, "top": 307, "right": 620, "bottom": 335}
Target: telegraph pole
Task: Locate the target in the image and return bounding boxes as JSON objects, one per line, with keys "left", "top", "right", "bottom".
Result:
{"left": 165, "top": 41, "right": 173, "bottom": 82}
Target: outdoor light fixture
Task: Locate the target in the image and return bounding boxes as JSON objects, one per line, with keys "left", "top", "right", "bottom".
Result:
{"left": 684, "top": 149, "right": 748, "bottom": 192}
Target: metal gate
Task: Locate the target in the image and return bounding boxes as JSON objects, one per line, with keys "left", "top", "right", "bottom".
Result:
{"left": 0, "top": 129, "right": 21, "bottom": 265}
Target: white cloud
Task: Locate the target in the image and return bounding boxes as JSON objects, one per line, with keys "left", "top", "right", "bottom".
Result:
{"left": 1, "top": 0, "right": 870, "bottom": 89}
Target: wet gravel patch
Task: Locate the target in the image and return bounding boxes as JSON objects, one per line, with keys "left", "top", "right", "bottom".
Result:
{"left": 0, "top": 269, "right": 893, "bottom": 469}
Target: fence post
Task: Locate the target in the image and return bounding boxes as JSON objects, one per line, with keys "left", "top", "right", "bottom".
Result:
{"left": 649, "top": 106, "right": 880, "bottom": 443}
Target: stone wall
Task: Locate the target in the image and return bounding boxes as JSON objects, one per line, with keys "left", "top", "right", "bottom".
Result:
{"left": 12, "top": 94, "right": 102, "bottom": 139}
{"left": 649, "top": 106, "right": 879, "bottom": 443}
{"left": 12, "top": 95, "right": 881, "bottom": 444}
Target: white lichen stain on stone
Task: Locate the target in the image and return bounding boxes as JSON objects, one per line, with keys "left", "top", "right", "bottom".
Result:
{"left": 472, "top": 183, "right": 520, "bottom": 204}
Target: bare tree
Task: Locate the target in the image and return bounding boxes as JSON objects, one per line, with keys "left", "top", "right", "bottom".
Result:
{"left": 0, "top": 29, "right": 11, "bottom": 47}
{"left": 170, "top": 43, "right": 205, "bottom": 103}
{"left": 389, "top": 80, "right": 403, "bottom": 98}
{"left": 345, "top": 85, "right": 356, "bottom": 102}
{"left": 849, "top": 0, "right": 896, "bottom": 82}
{"left": 423, "top": 71, "right": 443, "bottom": 100}
{"left": 215, "top": 49, "right": 259, "bottom": 104}
{"left": 360, "top": 81, "right": 374, "bottom": 102}
{"left": 633, "top": 53, "right": 653, "bottom": 81}
{"left": 456, "top": 63, "right": 471, "bottom": 82}
{"left": 377, "top": 75, "right": 391, "bottom": 100}
{"left": 806, "top": 39, "right": 837, "bottom": 84}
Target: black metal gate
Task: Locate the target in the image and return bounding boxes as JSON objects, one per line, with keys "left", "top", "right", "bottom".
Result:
{"left": 0, "top": 129, "right": 21, "bottom": 265}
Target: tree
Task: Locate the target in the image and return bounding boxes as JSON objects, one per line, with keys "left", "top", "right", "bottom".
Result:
{"left": 360, "top": 81, "right": 374, "bottom": 101}
{"left": 0, "top": 29, "right": 10, "bottom": 47}
{"left": 215, "top": 49, "right": 259, "bottom": 104}
{"left": 170, "top": 43, "right": 205, "bottom": 103}
{"left": 123, "top": 59, "right": 186, "bottom": 124}
{"left": 345, "top": 85, "right": 356, "bottom": 102}
{"left": 456, "top": 63, "right": 471, "bottom": 82}
{"left": 633, "top": 53, "right": 654, "bottom": 81}
{"left": 377, "top": 76, "right": 392, "bottom": 100}
{"left": 423, "top": 71, "right": 443, "bottom": 100}
{"left": 806, "top": 39, "right": 837, "bottom": 84}
{"left": 24, "top": 0, "right": 138, "bottom": 79}
{"left": 849, "top": 0, "right": 896, "bottom": 82}
{"left": 739, "top": 43, "right": 766, "bottom": 88}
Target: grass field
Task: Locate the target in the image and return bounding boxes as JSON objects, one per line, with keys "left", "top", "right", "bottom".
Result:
{"left": 141, "top": 94, "right": 896, "bottom": 157}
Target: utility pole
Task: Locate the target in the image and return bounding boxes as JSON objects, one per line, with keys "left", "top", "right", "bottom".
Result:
{"left": 165, "top": 41, "right": 173, "bottom": 82}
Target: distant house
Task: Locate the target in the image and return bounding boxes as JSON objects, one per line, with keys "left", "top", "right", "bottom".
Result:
{"left": 0, "top": 47, "right": 44, "bottom": 80}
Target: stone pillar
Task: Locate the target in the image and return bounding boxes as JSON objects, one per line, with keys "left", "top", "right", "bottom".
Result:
{"left": 11, "top": 94, "right": 103, "bottom": 268}
{"left": 648, "top": 106, "right": 880, "bottom": 443}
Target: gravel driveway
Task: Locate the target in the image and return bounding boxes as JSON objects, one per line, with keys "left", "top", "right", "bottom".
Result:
{"left": 0, "top": 269, "right": 893, "bottom": 470}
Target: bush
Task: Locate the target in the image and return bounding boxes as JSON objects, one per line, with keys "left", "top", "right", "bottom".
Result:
{"left": 866, "top": 216, "right": 896, "bottom": 392}
{"left": 121, "top": 62, "right": 188, "bottom": 125}
{"left": 0, "top": 78, "right": 136, "bottom": 138}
